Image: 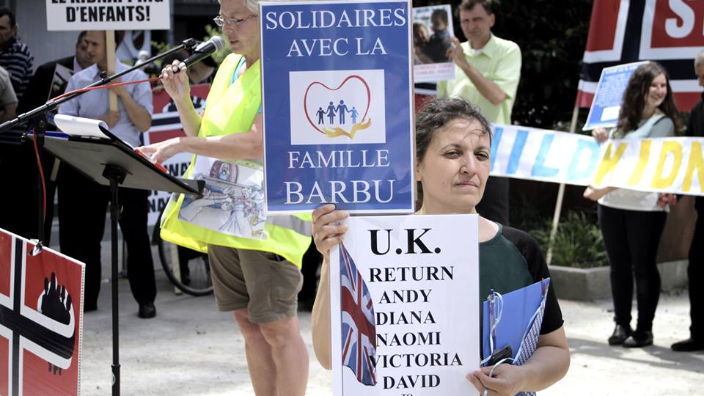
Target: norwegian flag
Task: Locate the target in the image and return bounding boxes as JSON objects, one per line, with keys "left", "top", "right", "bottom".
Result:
{"left": 0, "top": 228, "right": 84, "bottom": 396}
{"left": 339, "top": 243, "right": 377, "bottom": 386}
{"left": 577, "top": 0, "right": 704, "bottom": 111}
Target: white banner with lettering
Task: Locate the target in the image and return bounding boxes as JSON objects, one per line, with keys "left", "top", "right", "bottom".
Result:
{"left": 330, "top": 214, "right": 479, "bottom": 395}
{"left": 46, "top": 0, "right": 171, "bottom": 31}
{"left": 490, "top": 124, "right": 704, "bottom": 196}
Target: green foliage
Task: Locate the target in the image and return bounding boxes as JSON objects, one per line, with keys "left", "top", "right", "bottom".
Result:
{"left": 491, "top": 0, "right": 593, "bottom": 129}
{"left": 150, "top": 26, "right": 230, "bottom": 68}
{"left": 204, "top": 25, "right": 232, "bottom": 64}
{"left": 532, "top": 211, "right": 608, "bottom": 268}
{"left": 414, "top": 0, "right": 593, "bottom": 130}
{"left": 151, "top": 40, "right": 171, "bottom": 58}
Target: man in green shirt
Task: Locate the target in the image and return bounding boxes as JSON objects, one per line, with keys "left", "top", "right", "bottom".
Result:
{"left": 437, "top": 0, "right": 521, "bottom": 225}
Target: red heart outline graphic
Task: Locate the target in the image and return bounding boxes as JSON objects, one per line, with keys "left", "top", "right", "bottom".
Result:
{"left": 303, "top": 75, "right": 371, "bottom": 135}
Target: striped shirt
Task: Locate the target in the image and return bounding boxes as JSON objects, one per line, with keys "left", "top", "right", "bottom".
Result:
{"left": 0, "top": 37, "right": 33, "bottom": 100}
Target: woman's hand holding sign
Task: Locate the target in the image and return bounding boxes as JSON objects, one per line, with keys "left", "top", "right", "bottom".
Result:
{"left": 312, "top": 204, "right": 349, "bottom": 263}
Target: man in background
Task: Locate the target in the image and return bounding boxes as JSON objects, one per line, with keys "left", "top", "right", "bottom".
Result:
{"left": 58, "top": 30, "right": 157, "bottom": 319}
{"left": 0, "top": 7, "right": 32, "bottom": 100}
{"left": 438, "top": 0, "right": 521, "bottom": 225}
{"left": 19, "top": 31, "right": 92, "bottom": 113}
{"left": 2, "top": 31, "right": 94, "bottom": 246}
{"left": 671, "top": 51, "right": 704, "bottom": 352}
{"left": 0, "top": 65, "right": 16, "bottom": 123}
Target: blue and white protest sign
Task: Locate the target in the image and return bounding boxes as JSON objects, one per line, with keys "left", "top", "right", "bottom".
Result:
{"left": 583, "top": 61, "right": 647, "bottom": 131}
{"left": 260, "top": 0, "right": 415, "bottom": 214}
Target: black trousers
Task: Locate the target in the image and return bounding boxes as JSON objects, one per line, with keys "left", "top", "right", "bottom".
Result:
{"left": 598, "top": 204, "right": 667, "bottom": 332}
{"left": 476, "top": 177, "right": 510, "bottom": 226}
{"left": 0, "top": 141, "right": 56, "bottom": 243}
{"left": 688, "top": 199, "right": 704, "bottom": 339}
{"left": 58, "top": 165, "right": 156, "bottom": 309}
{"left": 299, "top": 237, "right": 322, "bottom": 302}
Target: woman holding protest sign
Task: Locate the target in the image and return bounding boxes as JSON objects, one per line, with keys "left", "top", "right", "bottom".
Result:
{"left": 311, "top": 98, "right": 570, "bottom": 396}
{"left": 584, "top": 62, "right": 680, "bottom": 348}
{"left": 139, "top": 0, "right": 311, "bottom": 394}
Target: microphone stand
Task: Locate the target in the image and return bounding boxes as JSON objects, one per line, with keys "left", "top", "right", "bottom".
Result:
{"left": 0, "top": 37, "right": 200, "bottom": 253}
{"left": 0, "top": 37, "right": 201, "bottom": 396}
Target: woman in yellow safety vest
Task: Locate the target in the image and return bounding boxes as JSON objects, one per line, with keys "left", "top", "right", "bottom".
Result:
{"left": 139, "top": 0, "right": 310, "bottom": 394}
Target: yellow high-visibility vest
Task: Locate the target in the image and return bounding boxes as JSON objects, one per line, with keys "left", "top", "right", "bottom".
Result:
{"left": 160, "top": 54, "right": 311, "bottom": 268}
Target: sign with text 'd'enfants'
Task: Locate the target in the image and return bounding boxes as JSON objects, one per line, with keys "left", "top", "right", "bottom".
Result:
{"left": 330, "top": 215, "right": 480, "bottom": 395}
{"left": 260, "top": 0, "right": 415, "bottom": 214}
{"left": 46, "top": 0, "right": 171, "bottom": 31}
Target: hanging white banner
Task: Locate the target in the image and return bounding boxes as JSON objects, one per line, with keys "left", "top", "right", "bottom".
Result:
{"left": 490, "top": 124, "right": 704, "bottom": 196}
{"left": 45, "top": 0, "right": 171, "bottom": 31}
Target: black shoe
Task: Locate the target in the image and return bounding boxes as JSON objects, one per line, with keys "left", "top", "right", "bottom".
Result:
{"left": 138, "top": 302, "right": 156, "bottom": 319}
{"left": 671, "top": 338, "right": 704, "bottom": 352}
{"left": 608, "top": 324, "right": 632, "bottom": 345}
{"left": 84, "top": 303, "right": 98, "bottom": 312}
{"left": 623, "top": 331, "right": 653, "bottom": 348}
{"left": 297, "top": 296, "right": 315, "bottom": 312}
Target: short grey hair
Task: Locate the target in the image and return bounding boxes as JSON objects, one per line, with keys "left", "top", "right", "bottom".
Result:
{"left": 696, "top": 50, "right": 704, "bottom": 68}
{"left": 218, "top": 0, "right": 260, "bottom": 15}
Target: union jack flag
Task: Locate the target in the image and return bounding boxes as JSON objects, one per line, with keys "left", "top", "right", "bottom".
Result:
{"left": 339, "top": 243, "right": 377, "bottom": 386}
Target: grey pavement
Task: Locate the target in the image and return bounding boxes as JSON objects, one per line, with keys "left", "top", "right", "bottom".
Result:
{"left": 48, "top": 225, "right": 704, "bottom": 395}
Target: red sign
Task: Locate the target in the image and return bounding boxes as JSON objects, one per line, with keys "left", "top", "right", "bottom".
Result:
{"left": 578, "top": 0, "right": 702, "bottom": 111}
{"left": 0, "top": 228, "right": 85, "bottom": 396}
{"left": 146, "top": 83, "right": 211, "bottom": 144}
{"left": 648, "top": 0, "right": 704, "bottom": 50}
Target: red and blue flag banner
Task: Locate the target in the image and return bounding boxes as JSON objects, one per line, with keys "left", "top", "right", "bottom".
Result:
{"left": 577, "top": 0, "right": 703, "bottom": 111}
{"left": 0, "top": 228, "right": 85, "bottom": 396}
{"left": 339, "top": 243, "right": 377, "bottom": 386}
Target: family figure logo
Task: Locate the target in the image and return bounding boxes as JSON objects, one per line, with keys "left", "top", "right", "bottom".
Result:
{"left": 290, "top": 69, "right": 386, "bottom": 145}
{"left": 305, "top": 75, "right": 372, "bottom": 139}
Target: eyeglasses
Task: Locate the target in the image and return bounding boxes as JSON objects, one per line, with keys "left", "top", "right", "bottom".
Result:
{"left": 213, "top": 14, "right": 257, "bottom": 28}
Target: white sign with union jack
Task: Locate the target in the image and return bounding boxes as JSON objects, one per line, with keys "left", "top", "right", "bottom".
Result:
{"left": 0, "top": 228, "right": 85, "bottom": 396}
{"left": 330, "top": 215, "right": 479, "bottom": 395}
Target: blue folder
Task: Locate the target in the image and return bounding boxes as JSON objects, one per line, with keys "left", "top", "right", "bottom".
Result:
{"left": 481, "top": 278, "right": 551, "bottom": 363}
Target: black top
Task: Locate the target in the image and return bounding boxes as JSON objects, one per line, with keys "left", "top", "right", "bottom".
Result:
{"left": 686, "top": 93, "right": 704, "bottom": 211}
{"left": 0, "top": 37, "right": 34, "bottom": 99}
{"left": 17, "top": 55, "right": 74, "bottom": 114}
{"left": 480, "top": 224, "right": 564, "bottom": 335}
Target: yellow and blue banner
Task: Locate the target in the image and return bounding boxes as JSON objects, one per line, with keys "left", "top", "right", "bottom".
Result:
{"left": 491, "top": 124, "right": 704, "bottom": 196}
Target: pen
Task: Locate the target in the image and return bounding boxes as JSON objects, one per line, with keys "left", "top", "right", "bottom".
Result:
{"left": 488, "top": 288, "right": 496, "bottom": 353}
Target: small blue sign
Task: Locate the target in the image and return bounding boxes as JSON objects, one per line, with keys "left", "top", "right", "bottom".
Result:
{"left": 583, "top": 61, "right": 648, "bottom": 131}
{"left": 260, "top": 0, "right": 414, "bottom": 214}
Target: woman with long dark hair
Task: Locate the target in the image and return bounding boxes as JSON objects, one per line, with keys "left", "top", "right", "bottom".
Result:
{"left": 585, "top": 62, "right": 680, "bottom": 348}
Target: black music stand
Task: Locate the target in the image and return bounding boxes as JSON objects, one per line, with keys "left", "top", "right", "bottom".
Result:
{"left": 43, "top": 131, "right": 203, "bottom": 396}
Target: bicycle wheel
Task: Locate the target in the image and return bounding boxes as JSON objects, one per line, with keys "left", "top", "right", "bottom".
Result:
{"left": 158, "top": 237, "right": 213, "bottom": 296}
{"left": 155, "top": 208, "right": 213, "bottom": 296}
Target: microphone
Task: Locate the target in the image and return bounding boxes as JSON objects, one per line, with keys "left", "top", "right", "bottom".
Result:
{"left": 177, "top": 37, "right": 225, "bottom": 71}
